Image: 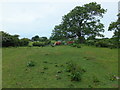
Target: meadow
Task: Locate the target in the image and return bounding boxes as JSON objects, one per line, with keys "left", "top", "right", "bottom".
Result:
{"left": 2, "top": 45, "right": 118, "bottom": 88}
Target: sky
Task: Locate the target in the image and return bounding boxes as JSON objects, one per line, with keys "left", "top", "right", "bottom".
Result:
{"left": 0, "top": 0, "right": 119, "bottom": 39}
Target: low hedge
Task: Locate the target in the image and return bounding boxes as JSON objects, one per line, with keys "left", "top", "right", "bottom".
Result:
{"left": 32, "top": 40, "right": 51, "bottom": 47}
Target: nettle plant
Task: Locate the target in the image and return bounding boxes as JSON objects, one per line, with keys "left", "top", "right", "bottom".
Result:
{"left": 27, "top": 61, "right": 35, "bottom": 67}
{"left": 66, "top": 61, "right": 86, "bottom": 81}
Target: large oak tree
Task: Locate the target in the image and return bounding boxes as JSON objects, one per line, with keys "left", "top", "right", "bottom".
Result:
{"left": 51, "top": 2, "right": 106, "bottom": 43}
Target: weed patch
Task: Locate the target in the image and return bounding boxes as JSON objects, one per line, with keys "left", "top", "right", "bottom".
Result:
{"left": 27, "top": 61, "right": 35, "bottom": 67}
{"left": 65, "top": 61, "right": 85, "bottom": 81}
{"left": 92, "top": 75, "right": 100, "bottom": 85}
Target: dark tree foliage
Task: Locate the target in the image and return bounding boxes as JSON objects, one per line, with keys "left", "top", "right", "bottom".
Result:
{"left": 108, "top": 13, "right": 120, "bottom": 48}
{"left": 19, "top": 38, "right": 30, "bottom": 46}
{"left": 51, "top": 2, "right": 106, "bottom": 43}
{"left": 1, "top": 31, "right": 20, "bottom": 47}
{"left": 39, "top": 37, "right": 48, "bottom": 41}
{"left": 31, "top": 35, "right": 39, "bottom": 41}
{"left": 1, "top": 31, "right": 30, "bottom": 47}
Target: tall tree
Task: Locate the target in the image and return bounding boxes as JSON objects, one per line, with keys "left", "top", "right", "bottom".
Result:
{"left": 1, "top": 31, "right": 20, "bottom": 47}
{"left": 51, "top": 2, "right": 106, "bottom": 43}
{"left": 19, "top": 38, "right": 30, "bottom": 46}
{"left": 31, "top": 35, "right": 39, "bottom": 41}
{"left": 108, "top": 13, "right": 120, "bottom": 47}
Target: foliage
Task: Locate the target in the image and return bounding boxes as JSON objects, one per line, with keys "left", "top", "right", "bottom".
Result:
{"left": 1, "top": 31, "right": 20, "bottom": 47}
{"left": 40, "top": 37, "right": 48, "bottom": 41}
{"left": 51, "top": 2, "right": 106, "bottom": 43}
{"left": 95, "top": 40, "right": 109, "bottom": 47}
{"left": 1, "top": 31, "right": 30, "bottom": 47}
{"left": 85, "top": 40, "right": 96, "bottom": 46}
{"left": 85, "top": 38, "right": 118, "bottom": 48}
{"left": 108, "top": 13, "right": 120, "bottom": 48}
{"left": 66, "top": 61, "right": 76, "bottom": 72}
{"left": 70, "top": 43, "right": 77, "bottom": 47}
{"left": 32, "top": 40, "right": 51, "bottom": 47}
{"left": 76, "top": 44, "right": 81, "bottom": 48}
{"left": 31, "top": 35, "right": 49, "bottom": 42}
{"left": 32, "top": 42, "right": 45, "bottom": 47}
{"left": 31, "top": 35, "right": 51, "bottom": 47}
{"left": 31, "top": 35, "right": 40, "bottom": 41}
{"left": 69, "top": 43, "right": 81, "bottom": 48}
{"left": 19, "top": 38, "right": 30, "bottom": 46}
{"left": 71, "top": 71, "right": 82, "bottom": 81}
{"left": 27, "top": 61, "right": 35, "bottom": 67}
{"left": 66, "top": 61, "right": 85, "bottom": 81}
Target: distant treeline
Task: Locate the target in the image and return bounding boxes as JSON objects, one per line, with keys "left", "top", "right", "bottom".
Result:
{"left": 0, "top": 31, "right": 119, "bottom": 49}
{"left": 0, "top": 31, "right": 50, "bottom": 47}
{"left": 0, "top": 2, "right": 119, "bottom": 48}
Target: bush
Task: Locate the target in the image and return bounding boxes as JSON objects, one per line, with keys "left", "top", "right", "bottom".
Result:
{"left": 66, "top": 61, "right": 85, "bottom": 81}
{"left": 44, "top": 40, "right": 51, "bottom": 45}
{"left": 2, "top": 31, "right": 20, "bottom": 47}
{"left": 33, "top": 42, "right": 45, "bottom": 47}
{"left": 69, "top": 43, "right": 81, "bottom": 48}
{"left": 70, "top": 43, "right": 77, "bottom": 47}
{"left": 86, "top": 38, "right": 118, "bottom": 48}
{"left": 95, "top": 41, "right": 109, "bottom": 47}
{"left": 108, "top": 43, "right": 117, "bottom": 49}
{"left": 71, "top": 71, "right": 82, "bottom": 81}
{"left": 32, "top": 40, "right": 51, "bottom": 47}
{"left": 85, "top": 40, "right": 96, "bottom": 46}
{"left": 76, "top": 44, "right": 81, "bottom": 48}
{"left": 27, "top": 61, "right": 35, "bottom": 67}
{"left": 66, "top": 61, "right": 76, "bottom": 72}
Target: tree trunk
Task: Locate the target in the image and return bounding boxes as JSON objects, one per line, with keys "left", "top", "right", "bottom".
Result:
{"left": 77, "top": 32, "right": 85, "bottom": 43}
{"left": 78, "top": 36, "right": 85, "bottom": 43}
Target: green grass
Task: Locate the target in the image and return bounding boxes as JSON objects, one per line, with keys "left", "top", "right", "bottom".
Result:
{"left": 2, "top": 45, "right": 118, "bottom": 88}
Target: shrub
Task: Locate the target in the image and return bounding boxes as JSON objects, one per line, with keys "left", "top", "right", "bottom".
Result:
{"left": 76, "top": 44, "right": 81, "bottom": 48}
{"left": 66, "top": 61, "right": 76, "bottom": 72}
{"left": 27, "top": 61, "right": 35, "bottom": 67}
{"left": 62, "top": 41, "right": 67, "bottom": 45}
{"left": 85, "top": 40, "right": 96, "bottom": 46}
{"left": 108, "top": 43, "right": 117, "bottom": 49}
{"left": 71, "top": 71, "right": 82, "bottom": 81}
{"left": 95, "top": 40, "right": 109, "bottom": 47}
{"left": 69, "top": 43, "right": 76, "bottom": 47}
{"left": 44, "top": 40, "right": 51, "bottom": 45}
{"left": 33, "top": 42, "right": 45, "bottom": 47}
{"left": 69, "top": 43, "right": 81, "bottom": 48}
{"left": 66, "top": 61, "right": 85, "bottom": 81}
{"left": 19, "top": 38, "right": 30, "bottom": 46}
{"left": 72, "top": 43, "right": 77, "bottom": 47}
{"left": 28, "top": 44, "right": 33, "bottom": 47}
{"left": 32, "top": 40, "right": 51, "bottom": 47}
{"left": 51, "top": 44, "right": 55, "bottom": 47}
{"left": 74, "top": 40, "right": 80, "bottom": 44}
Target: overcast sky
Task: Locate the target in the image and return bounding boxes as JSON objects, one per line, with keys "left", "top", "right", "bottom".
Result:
{"left": 0, "top": 0, "right": 119, "bottom": 39}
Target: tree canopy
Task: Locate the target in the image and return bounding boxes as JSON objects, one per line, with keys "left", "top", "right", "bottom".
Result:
{"left": 51, "top": 2, "right": 106, "bottom": 43}
{"left": 1, "top": 31, "right": 30, "bottom": 47}
{"left": 108, "top": 13, "right": 120, "bottom": 38}
{"left": 108, "top": 13, "right": 120, "bottom": 48}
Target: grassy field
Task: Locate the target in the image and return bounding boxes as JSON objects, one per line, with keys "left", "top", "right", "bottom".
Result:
{"left": 2, "top": 45, "right": 118, "bottom": 88}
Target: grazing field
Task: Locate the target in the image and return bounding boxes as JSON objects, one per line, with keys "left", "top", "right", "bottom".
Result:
{"left": 2, "top": 45, "right": 118, "bottom": 88}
